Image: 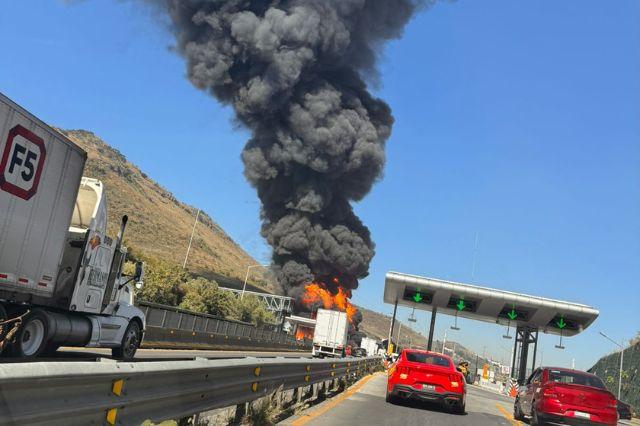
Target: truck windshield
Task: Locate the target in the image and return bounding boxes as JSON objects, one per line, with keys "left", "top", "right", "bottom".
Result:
{"left": 548, "top": 370, "right": 607, "bottom": 389}
{"left": 405, "top": 352, "right": 451, "bottom": 368}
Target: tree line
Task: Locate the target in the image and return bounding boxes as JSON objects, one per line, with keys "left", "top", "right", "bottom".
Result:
{"left": 124, "top": 257, "right": 276, "bottom": 327}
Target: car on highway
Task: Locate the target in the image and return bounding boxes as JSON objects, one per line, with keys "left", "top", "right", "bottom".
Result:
{"left": 514, "top": 367, "right": 618, "bottom": 425}
{"left": 386, "top": 349, "right": 466, "bottom": 414}
{"left": 617, "top": 400, "right": 632, "bottom": 420}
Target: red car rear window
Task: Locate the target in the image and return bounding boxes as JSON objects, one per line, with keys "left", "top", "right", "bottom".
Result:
{"left": 405, "top": 352, "right": 451, "bottom": 367}
{"left": 548, "top": 370, "right": 606, "bottom": 390}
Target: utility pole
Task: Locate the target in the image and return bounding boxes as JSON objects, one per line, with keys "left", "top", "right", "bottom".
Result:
{"left": 241, "top": 264, "right": 269, "bottom": 299}
{"left": 471, "top": 232, "right": 479, "bottom": 281}
{"left": 183, "top": 209, "right": 200, "bottom": 268}
{"left": 599, "top": 331, "right": 624, "bottom": 399}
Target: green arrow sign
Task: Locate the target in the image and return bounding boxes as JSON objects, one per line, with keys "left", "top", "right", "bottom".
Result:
{"left": 556, "top": 317, "right": 566, "bottom": 329}
{"left": 456, "top": 300, "right": 465, "bottom": 311}
{"left": 413, "top": 291, "right": 423, "bottom": 303}
{"left": 507, "top": 309, "right": 517, "bottom": 321}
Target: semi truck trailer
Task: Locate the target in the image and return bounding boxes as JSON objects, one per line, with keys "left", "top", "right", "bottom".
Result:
{"left": 0, "top": 92, "right": 145, "bottom": 359}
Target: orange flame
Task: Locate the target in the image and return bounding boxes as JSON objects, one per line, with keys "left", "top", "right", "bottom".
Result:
{"left": 295, "top": 326, "right": 314, "bottom": 341}
{"left": 300, "top": 281, "right": 357, "bottom": 323}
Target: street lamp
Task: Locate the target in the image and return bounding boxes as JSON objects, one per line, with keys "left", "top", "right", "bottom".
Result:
{"left": 599, "top": 331, "right": 624, "bottom": 399}
{"left": 241, "top": 264, "right": 269, "bottom": 299}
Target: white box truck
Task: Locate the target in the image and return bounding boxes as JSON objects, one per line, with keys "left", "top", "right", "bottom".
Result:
{"left": 312, "top": 308, "right": 348, "bottom": 358}
{"left": 0, "top": 92, "right": 145, "bottom": 359}
{"left": 360, "top": 336, "right": 378, "bottom": 357}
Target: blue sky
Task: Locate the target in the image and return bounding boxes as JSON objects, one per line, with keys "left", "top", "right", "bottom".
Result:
{"left": 1, "top": 0, "right": 638, "bottom": 370}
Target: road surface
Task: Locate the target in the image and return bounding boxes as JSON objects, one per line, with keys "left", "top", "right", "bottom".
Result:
{"left": 0, "top": 347, "right": 311, "bottom": 362}
{"left": 286, "top": 373, "right": 524, "bottom": 426}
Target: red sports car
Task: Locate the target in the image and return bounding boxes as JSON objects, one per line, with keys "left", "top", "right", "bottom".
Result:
{"left": 386, "top": 349, "right": 466, "bottom": 414}
{"left": 514, "top": 367, "right": 618, "bottom": 425}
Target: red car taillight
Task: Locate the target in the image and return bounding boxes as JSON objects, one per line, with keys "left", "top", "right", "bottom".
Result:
{"left": 449, "top": 374, "right": 461, "bottom": 388}
{"left": 607, "top": 395, "right": 617, "bottom": 409}
{"left": 398, "top": 366, "right": 410, "bottom": 380}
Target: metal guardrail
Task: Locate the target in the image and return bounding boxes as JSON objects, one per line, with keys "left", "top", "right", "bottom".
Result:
{"left": 138, "top": 301, "right": 312, "bottom": 351}
{"left": 0, "top": 356, "right": 383, "bottom": 425}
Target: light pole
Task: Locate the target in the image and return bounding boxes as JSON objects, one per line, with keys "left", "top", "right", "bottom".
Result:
{"left": 183, "top": 209, "right": 200, "bottom": 268}
{"left": 599, "top": 331, "right": 624, "bottom": 399}
{"left": 241, "top": 264, "right": 269, "bottom": 299}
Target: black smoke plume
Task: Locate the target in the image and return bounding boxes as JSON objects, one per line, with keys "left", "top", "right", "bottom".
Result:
{"left": 154, "top": 0, "right": 424, "bottom": 315}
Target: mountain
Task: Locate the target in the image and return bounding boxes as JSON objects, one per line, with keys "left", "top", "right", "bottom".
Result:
{"left": 57, "top": 129, "right": 274, "bottom": 293}
{"left": 589, "top": 339, "right": 639, "bottom": 415}
{"left": 57, "top": 128, "right": 491, "bottom": 367}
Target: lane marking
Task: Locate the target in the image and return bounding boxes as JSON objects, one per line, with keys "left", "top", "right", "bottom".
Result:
{"left": 495, "top": 403, "right": 522, "bottom": 426}
{"left": 291, "top": 372, "right": 382, "bottom": 426}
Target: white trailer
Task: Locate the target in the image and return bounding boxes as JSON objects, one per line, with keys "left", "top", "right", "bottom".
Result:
{"left": 360, "top": 336, "right": 378, "bottom": 357}
{"left": 0, "top": 92, "right": 145, "bottom": 359}
{"left": 312, "top": 308, "right": 348, "bottom": 358}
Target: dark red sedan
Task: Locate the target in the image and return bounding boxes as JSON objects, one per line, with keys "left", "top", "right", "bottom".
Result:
{"left": 514, "top": 367, "right": 618, "bottom": 425}
{"left": 386, "top": 349, "right": 466, "bottom": 414}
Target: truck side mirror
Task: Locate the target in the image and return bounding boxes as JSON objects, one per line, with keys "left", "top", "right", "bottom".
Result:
{"left": 134, "top": 261, "right": 144, "bottom": 288}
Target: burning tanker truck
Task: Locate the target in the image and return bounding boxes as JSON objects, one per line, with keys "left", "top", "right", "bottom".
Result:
{"left": 152, "top": 0, "right": 424, "bottom": 337}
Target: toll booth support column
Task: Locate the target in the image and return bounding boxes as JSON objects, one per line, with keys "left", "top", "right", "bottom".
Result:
{"left": 510, "top": 332, "right": 519, "bottom": 380}
{"left": 515, "top": 327, "right": 539, "bottom": 385}
{"left": 531, "top": 330, "right": 539, "bottom": 371}
{"left": 427, "top": 306, "right": 438, "bottom": 351}
{"left": 387, "top": 299, "right": 398, "bottom": 355}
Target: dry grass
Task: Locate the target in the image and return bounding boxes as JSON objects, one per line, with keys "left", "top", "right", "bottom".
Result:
{"left": 58, "top": 129, "right": 273, "bottom": 292}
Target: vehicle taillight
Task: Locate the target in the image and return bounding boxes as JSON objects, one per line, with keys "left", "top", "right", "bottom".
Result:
{"left": 607, "top": 396, "right": 617, "bottom": 409}
{"left": 542, "top": 386, "right": 558, "bottom": 399}
{"left": 449, "top": 374, "right": 460, "bottom": 388}
{"left": 398, "top": 366, "right": 410, "bottom": 379}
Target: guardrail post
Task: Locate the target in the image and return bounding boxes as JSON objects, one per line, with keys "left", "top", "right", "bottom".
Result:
{"left": 161, "top": 309, "right": 167, "bottom": 327}
{"left": 233, "top": 402, "right": 248, "bottom": 423}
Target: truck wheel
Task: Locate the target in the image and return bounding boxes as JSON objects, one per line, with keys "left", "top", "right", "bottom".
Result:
{"left": 112, "top": 321, "right": 141, "bottom": 360}
{"left": 10, "top": 310, "right": 50, "bottom": 358}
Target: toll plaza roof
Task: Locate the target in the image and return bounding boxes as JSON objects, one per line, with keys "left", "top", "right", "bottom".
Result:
{"left": 384, "top": 272, "right": 599, "bottom": 337}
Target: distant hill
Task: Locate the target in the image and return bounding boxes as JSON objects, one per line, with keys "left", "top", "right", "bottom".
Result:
{"left": 57, "top": 129, "right": 274, "bottom": 293}
{"left": 589, "top": 339, "right": 639, "bottom": 415}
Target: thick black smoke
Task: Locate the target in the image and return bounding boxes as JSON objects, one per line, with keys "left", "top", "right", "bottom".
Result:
{"left": 156, "top": 0, "right": 423, "bottom": 304}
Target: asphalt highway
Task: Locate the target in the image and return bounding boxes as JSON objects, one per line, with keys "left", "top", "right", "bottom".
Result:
{"left": 285, "top": 373, "right": 525, "bottom": 426}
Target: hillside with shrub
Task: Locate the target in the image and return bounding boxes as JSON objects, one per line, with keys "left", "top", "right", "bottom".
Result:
{"left": 56, "top": 129, "right": 274, "bottom": 293}
{"left": 124, "top": 259, "right": 275, "bottom": 326}
{"left": 589, "top": 333, "right": 639, "bottom": 415}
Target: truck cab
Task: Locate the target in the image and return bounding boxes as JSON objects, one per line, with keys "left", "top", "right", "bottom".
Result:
{"left": 0, "top": 93, "right": 145, "bottom": 359}
{"left": 2, "top": 177, "right": 145, "bottom": 359}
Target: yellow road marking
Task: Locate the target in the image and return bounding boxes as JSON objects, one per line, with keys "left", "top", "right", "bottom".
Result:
{"left": 291, "top": 372, "right": 382, "bottom": 426}
{"left": 495, "top": 403, "right": 522, "bottom": 426}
